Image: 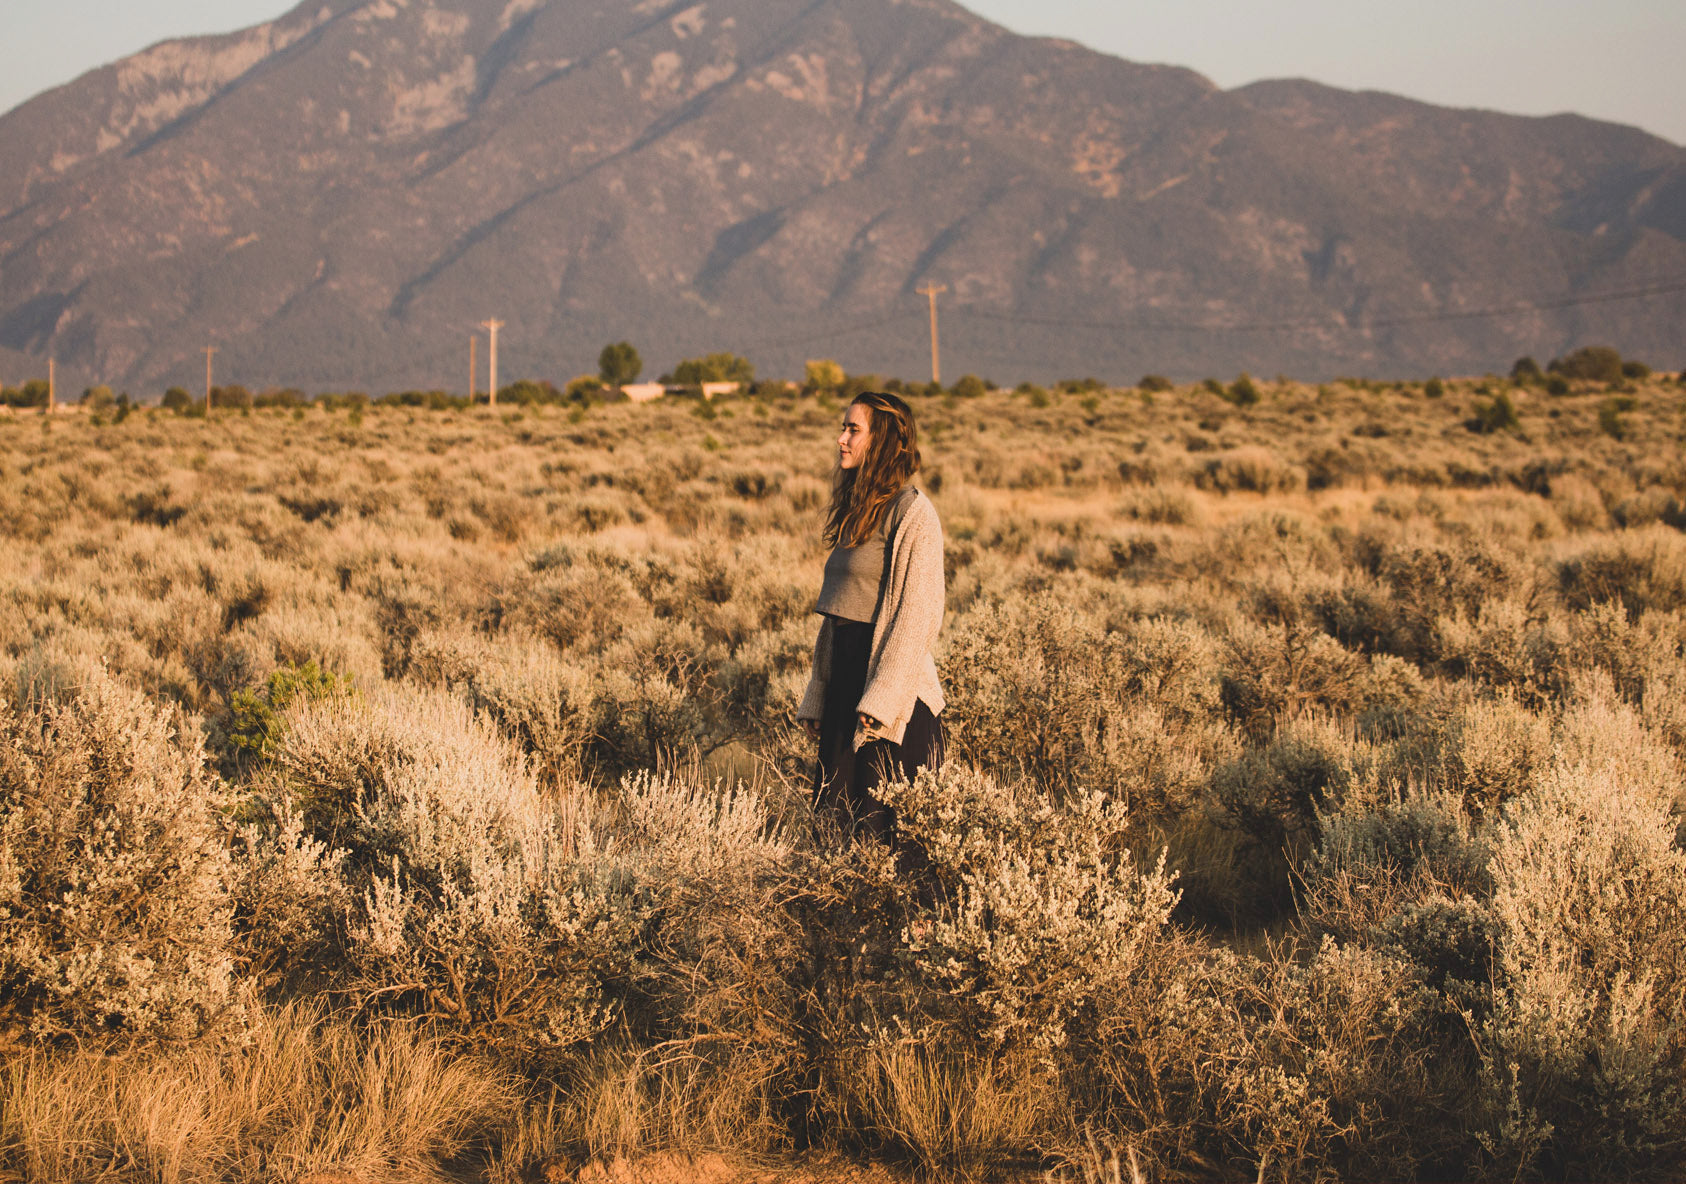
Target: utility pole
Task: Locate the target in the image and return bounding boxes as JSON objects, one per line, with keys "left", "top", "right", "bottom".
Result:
{"left": 479, "top": 319, "right": 504, "bottom": 408}
{"left": 204, "top": 346, "right": 218, "bottom": 415}
{"left": 46, "top": 357, "right": 54, "bottom": 414}
{"left": 469, "top": 335, "right": 477, "bottom": 402}
{"left": 917, "top": 283, "right": 947, "bottom": 385}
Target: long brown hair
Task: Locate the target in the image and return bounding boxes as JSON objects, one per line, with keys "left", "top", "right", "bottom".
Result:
{"left": 825, "top": 391, "right": 921, "bottom": 548}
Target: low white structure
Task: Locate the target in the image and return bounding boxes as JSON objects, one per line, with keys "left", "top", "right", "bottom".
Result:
{"left": 621, "top": 382, "right": 665, "bottom": 404}
{"left": 700, "top": 381, "right": 741, "bottom": 399}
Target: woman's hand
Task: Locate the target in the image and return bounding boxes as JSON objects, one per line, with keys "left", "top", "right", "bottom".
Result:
{"left": 802, "top": 718, "right": 821, "bottom": 739}
{"left": 857, "top": 712, "right": 882, "bottom": 734}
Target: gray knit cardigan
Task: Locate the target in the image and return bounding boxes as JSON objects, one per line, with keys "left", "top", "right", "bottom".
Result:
{"left": 796, "top": 488, "right": 946, "bottom": 749}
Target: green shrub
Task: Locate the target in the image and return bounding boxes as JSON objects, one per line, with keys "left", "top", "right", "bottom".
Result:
{"left": 1549, "top": 345, "right": 1624, "bottom": 384}
{"left": 1138, "top": 374, "right": 1174, "bottom": 392}
{"left": 1423, "top": 376, "right": 1446, "bottom": 398}
{"left": 1597, "top": 394, "right": 1637, "bottom": 439}
{"left": 1467, "top": 391, "right": 1521, "bottom": 433}
{"left": 1508, "top": 357, "right": 1543, "bottom": 385}
{"left": 1224, "top": 373, "right": 1262, "bottom": 406}
{"left": 950, "top": 373, "right": 987, "bottom": 398}
{"left": 222, "top": 659, "right": 354, "bottom": 766}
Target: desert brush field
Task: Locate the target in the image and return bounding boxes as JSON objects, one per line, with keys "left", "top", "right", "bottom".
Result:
{"left": 2, "top": 367, "right": 1685, "bottom": 1183}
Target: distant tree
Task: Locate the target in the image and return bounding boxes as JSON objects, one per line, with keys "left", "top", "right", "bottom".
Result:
{"left": 8, "top": 379, "right": 50, "bottom": 408}
{"left": 1138, "top": 374, "right": 1174, "bottom": 393}
{"left": 805, "top": 359, "right": 844, "bottom": 393}
{"left": 1510, "top": 356, "right": 1544, "bottom": 385}
{"left": 949, "top": 374, "right": 986, "bottom": 398}
{"left": 839, "top": 373, "right": 883, "bottom": 401}
{"left": 80, "top": 385, "right": 114, "bottom": 409}
{"left": 1548, "top": 345, "right": 1623, "bottom": 384}
{"left": 213, "top": 384, "right": 253, "bottom": 410}
{"left": 161, "top": 387, "right": 194, "bottom": 413}
{"left": 499, "top": 379, "right": 548, "bottom": 405}
{"left": 598, "top": 342, "right": 642, "bottom": 386}
{"left": 1224, "top": 373, "right": 1262, "bottom": 407}
{"left": 566, "top": 374, "right": 604, "bottom": 402}
{"left": 673, "top": 352, "right": 754, "bottom": 386}
{"left": 1424, "top": 376, "right": 1446, "bottom": 399}
{"left": 1620, "top": 359, "right": 1651, "bottom": 380}
{"left": 1545, "top": 374, "right": 1571, "bottom": 396}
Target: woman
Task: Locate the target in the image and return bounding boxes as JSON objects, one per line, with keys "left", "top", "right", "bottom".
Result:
{"left": 797, "top": 391, "right": 946, "bottom": 843}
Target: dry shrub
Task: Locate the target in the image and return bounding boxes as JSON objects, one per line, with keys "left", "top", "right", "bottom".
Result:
{"left": 0, "top": 670, "right": 238, "bottom": 1044}
{"left": 1218, "top": 615, "right": 1364, "bottom": 735}
{"left": 1119, "top": 485, "right": 1201, "bottom": 526}
{"left": 1478, "top": 689, "right": 1686, "bottom": 1179}
{"left": 1360, "top": 535, "right": 1526, "bottom": 665}
{"left": 1432, "top": 595, "right": 1564, "bottom": 700}
{"left": 1439, "top": 693, "right": 1552, "bottom": 817}
{"left": 1611, "top": 486, "right": 1684, "bottom": 530}
{"left": 493, "top": 551, "right": 641, "bottom": 652}
{"left": 1303, "top": 790, "right": 1490, "bottom": 942}
{"left": 1195, "top": 448, "right": 1306, "bottom": 494}
{"left": 410, "top": 627, "right": 594, "bottom": 790}
{"left": 1559, "top": 525, "right": 1686, "bottom": 619}
{"left": 814, "top": 763, "right": 1180, "bottom": 1173}
{"left": 942, "top": 592, "right": 1222, "bottom": 810}
{"left": 1077, "top": 940, "right": 1468, "bottom": 1182}
{"left": 1548, "top": 472, "right": 1609, "bottom": 532}
{"left": 243, "top": 687, "right": 624, "bottom": 1053}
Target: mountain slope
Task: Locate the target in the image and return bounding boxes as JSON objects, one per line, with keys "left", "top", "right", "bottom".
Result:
{"left": 1, "top": 0, "right": 1682, "bottom": 390}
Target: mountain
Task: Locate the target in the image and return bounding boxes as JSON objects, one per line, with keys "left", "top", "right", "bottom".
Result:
{"left": 1, "top": 0, "right": 1683, "bottom": 392}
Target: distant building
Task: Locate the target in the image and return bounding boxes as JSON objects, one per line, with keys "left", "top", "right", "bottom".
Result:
{"left": 621, "top": 382, "right": 665, "bottom": 404}
{"left": 700, "top": 381, "right": 741, "bottom": 400}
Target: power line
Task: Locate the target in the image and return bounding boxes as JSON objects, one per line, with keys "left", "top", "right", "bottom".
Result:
{"left": 729, "top": 308, "right": 920, "bottom": 352}
{"left": 947, "top": 275, "right": 1686, "bottom": 335}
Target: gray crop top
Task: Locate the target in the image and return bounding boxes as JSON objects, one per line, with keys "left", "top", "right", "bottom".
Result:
{"left": 813, "top": 487, "right": 918, "bottom": 623}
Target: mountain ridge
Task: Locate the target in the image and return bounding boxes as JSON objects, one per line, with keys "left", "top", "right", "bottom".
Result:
{"left": 1, "top": 0, "right": 1682, "bottom": 392}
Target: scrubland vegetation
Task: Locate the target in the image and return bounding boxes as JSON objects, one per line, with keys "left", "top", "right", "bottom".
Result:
{"left": 2, "top": 369, "right": 1685, "bottom": 1182}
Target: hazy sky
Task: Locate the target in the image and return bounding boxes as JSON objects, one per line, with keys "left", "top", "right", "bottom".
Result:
{"left": 1, "top": 0, "right": 1681, "bottom": 144}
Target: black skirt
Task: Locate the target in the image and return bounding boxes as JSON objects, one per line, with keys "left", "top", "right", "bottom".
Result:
{"left": 814, "top": 619, "right": 945, "bottom": 843}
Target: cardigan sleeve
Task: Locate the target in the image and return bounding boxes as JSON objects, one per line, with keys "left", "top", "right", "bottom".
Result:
{"left": 795, "top": 614, "right": 834, "bottom": 722}
{"left": 855, "top": 497, "right": 944, "bottom": 735}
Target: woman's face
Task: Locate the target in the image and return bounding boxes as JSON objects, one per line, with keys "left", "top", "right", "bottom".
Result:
{"left": 837, "top": 402, "right": 872, "bottom": 470}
